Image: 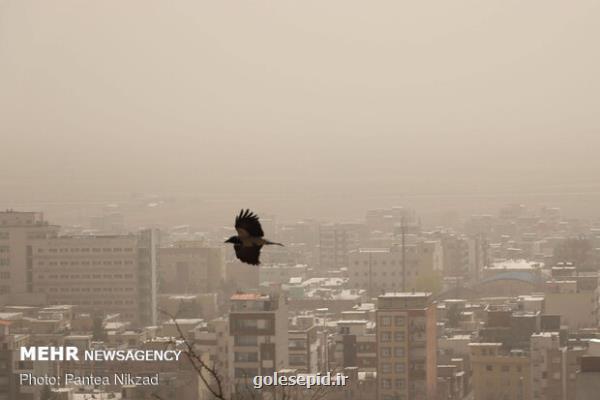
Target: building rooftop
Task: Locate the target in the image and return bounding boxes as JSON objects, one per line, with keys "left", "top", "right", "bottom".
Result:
{"left": 488, "top": 259, "right": 543, "bottom": 270}
{"left": 0, "top": 312, "right": 22, "bottom": 320}
{"left": 358, "top": 248, "right": 391, "bottom": 253}
{"left": 336, "top": 320, "right": 368, "bottom": 325}
{"left": 532, "top": 332, "right": 559, "bottom": 338}
{"left": 379, "top": 291, "right": 432, "bottom": 298}
{"left": 230, "top": 293, "right": 270, "bottom": 301}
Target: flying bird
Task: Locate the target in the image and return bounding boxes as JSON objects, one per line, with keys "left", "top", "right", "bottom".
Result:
{"left": 225, "top": 209, "right": 283, "bottom": 265}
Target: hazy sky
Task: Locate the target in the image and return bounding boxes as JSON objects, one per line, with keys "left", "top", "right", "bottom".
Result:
{"left": 1, "top": 1, "right": 600, "bottom": 221}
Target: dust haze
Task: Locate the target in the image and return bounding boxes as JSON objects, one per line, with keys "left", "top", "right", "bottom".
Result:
{"left": 1, "top": 0, "right": 600, "bottom": 226}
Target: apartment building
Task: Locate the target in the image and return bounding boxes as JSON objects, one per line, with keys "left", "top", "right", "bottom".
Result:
{"left": 440, "top": 233, "right": 470, "bottom": 278}
{"left": 0, "top": 211, "right": 59, "bottom": 298}
{"left": 319, "top": 223, "right": 365, "bottom": 270}
{"left": 228, "top": 292, "right": 288, "bottom": 395}
{"left": 530, "top": 332, "right": 579, "bottom": 400}
{"left": 480, "top": 306, "right": 541, "bottom": 351}
{"left": 195, "top": 317, "right": 230, "bottom": 374}
{"left": 544, "top": 273, "right": 600, "bottom": 330}
{"left": 158, "top": 241, "right": 225, "bottom": 294}
{"left": 0, "top": 320, "right": 53, "bottom": 400}
{"left": 260, "top": 263, "right": 308, "bottom": 285}
{"left": 288, "top": 315, "right": 323, "bottom": 373}
{"left": 31, "top": 230, "right": 159, "bottom": 325}
{"left": 376, "top": 292, "right": 437, "bottom": 400}
{"left": 331, "top": 319, "right": 377, "bottom": 371}
{"left": 576, "top": 356, "right": 600, "bottom": 400}
{"left": 348, "top": 241, "right": 443, "bottom": 297}
{"left": 470, "top": 343, "right": 532, "bottom": 400}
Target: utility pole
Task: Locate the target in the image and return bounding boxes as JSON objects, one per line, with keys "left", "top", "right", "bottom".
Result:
{"left": 368, "top": 252, "right": 373, "bottom": 298}
{"left": 401, "top": 215, "right": 406, "bottom": 292}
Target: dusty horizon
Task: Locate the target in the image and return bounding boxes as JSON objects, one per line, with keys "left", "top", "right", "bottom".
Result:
{"left": 2, "top": 0, "right": 600, "bottom": 223}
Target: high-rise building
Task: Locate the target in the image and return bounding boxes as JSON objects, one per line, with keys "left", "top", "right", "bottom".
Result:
{"left": 228, "top": 292, "right": 288, "bottom": 395}
{"left": 288, "top": 315, "right": 323, "bottom": 373}
{"left": 31, "top": 230, "right": 159, "bottom": 325}
{"left": 0, "top": 211, "right": 59, "bottom": 299}
{"left": 331, "top": 319, "right": 377, "bottom": 371}
{"left": 0, "top": 320, "right": 53, "bottom": 400}
{"left": 319, "top": 223, "right": 364, "bottom": 270}
{"left": 158, "top": 241, "right": 224, "bottom": 294}
{"left": 137, "top": 229, "right": 160, "bottom": 326}
{"left": 348, "top": 241, "right": 443, "bottom": 296}
{"left": 376, "top": 292, "right": 437, "bottom": 400}
{"left": 467, "top": 235, "right": 487, "bottom": 283}
{"left": 193, "top": 317, "right": 232, "bottom": 399}
{"left": 439, "top": 233, "right": 470, "bottom": 278}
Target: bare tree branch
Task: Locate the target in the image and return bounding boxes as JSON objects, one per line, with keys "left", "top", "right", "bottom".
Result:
{"left": 159, "top": 309, "right": 227, "bottom": 400}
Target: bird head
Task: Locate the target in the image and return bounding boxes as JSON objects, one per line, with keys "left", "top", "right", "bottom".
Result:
{"left": 224, "top": 236, "right": 239, "bottom": 244}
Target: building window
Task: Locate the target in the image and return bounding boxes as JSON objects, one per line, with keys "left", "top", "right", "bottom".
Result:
{"left": 381, "top": 363, "right": 391, "bottom": 373}
{"left": 234, "top": 352, "right": 258, "bottom": 362}
{"left": 234, "top": 368, "right": 258, "bottom": 379}
{"left": 395, "top": 363, "right": 405, "bottom": 373}
{"left": 235, "top": 336, "right": 258, "bottom": 346}
{"left": 290, "top": 355, "right": 307, "bottom": 365}
{"left": 394, "top": 316, "right": 405, "bottom": 327}
{"left": 381, "top": 347, "right": 392, "bottom": 357}
{"left": 381, "top": 317, "right": 392, "bottom": 327}
{"left": 381, "top": 332, "right": 391, "bottom": 342}
{"left": 486, "top": 365, "right": 493, "bottom": 372}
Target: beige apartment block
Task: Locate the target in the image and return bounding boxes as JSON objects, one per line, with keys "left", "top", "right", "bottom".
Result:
{"left": 228, "top": 292, "right": 288, "bottom": 396}
{"left": 376, "top": 292, "right": 437, "bottom": 400}
{"left": 349, "top": 241, "right": 443, "bottom": 296}
{"left": 470, "top": 342, "right": 532, "bottom": 400}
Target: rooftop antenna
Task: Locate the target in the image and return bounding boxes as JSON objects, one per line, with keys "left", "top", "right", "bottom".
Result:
{"left": 402, "top": 215, "right": 406, "bottom": 292}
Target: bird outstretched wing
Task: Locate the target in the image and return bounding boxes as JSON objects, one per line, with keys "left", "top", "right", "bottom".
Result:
{"left": 235, "top": 209, "right": 264, "bottom": 238}
{"left": 234, "top": 244, "right": 262, "bottom": 265}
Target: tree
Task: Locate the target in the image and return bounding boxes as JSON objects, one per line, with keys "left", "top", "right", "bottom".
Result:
{"left": 154, "top": 310, "right": 341, "bottom": 400}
